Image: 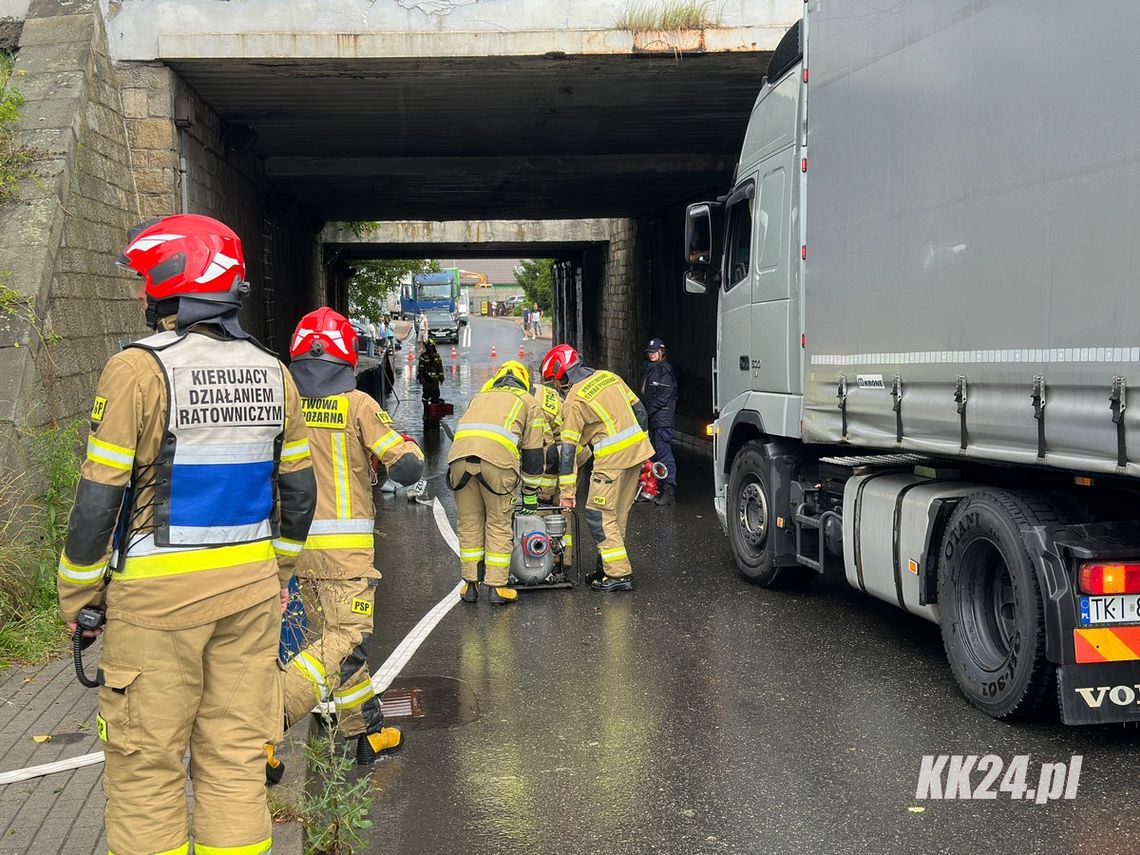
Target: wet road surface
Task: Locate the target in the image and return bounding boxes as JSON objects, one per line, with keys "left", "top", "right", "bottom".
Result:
{"left": 361, "top": 318, "right": 1140, "bottom": 855}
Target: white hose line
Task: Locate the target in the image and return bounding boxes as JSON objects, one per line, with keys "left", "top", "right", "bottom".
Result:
{"left": 2, "top": 498, "right": 464, "bottom": 784}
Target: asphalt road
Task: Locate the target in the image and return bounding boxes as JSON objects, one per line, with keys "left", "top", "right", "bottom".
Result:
{"left": 359, "top": 317, "right": 1140, "bottom": 855}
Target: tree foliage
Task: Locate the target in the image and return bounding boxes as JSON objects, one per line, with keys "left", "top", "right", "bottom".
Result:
{"left": 347, "top": 258, "right": 439, "bottom": 320}
{"left": 515, "top": 258, "right": 554, "bottom": 313}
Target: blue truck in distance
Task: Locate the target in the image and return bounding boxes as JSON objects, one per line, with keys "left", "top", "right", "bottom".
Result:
{"left": 401, "top": 270, "right": 458, "bottom": 318}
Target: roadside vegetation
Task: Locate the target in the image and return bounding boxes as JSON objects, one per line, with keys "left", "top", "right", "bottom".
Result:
{"left": 617, "top": 0, "right": 724, "bottom": 31}
{"left": 0, "top": 50, "right": 35, "bottom": 201}
{"left": 515, "top": 258, "right": 554, "bottom": 313}
{"left": 0, "top": 422, "right": 82, "bottom": 667}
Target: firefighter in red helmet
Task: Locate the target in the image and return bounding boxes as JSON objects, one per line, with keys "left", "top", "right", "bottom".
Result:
{"left": 282, "top": 307, "right": 424, "bottom": 764}
{"left": 541, "top": 344, "right": 653, "bottom": 591}
{"left": 58, "top": 214, "right": 317, "bottom": 854}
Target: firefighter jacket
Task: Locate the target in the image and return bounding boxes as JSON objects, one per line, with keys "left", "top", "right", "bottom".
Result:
{"left": 558, "top": 370, "right": 654, "bottom": 491}
{"left": 294, "top": 389, "right": 423, "bottom": 580}
{"left": 641, "top": 358, "right": 679, "bottom": 428}
{"left": 57, "top": 325, "right": 317, "bottom": 629}
{"left": 529, "top": 384, "right": 564, "bottom": 493}
{"left": 416, "top": 350, "right": 445, "bottom": 385}
{"left": 447, "top": 382, "right": 546, "bottom": 494}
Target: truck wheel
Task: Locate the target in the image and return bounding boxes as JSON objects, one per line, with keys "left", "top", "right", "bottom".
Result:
{"left": 937, "top": 490, "right": 1064, "bottom": 719}
{"left": 727, "top": 440, "right": 791, "bottom": 586}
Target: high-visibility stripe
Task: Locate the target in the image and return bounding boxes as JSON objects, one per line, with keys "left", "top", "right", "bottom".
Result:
{"left": 460, "top": 548, "right": 485, "bottom": 560}
{"left": 291, "top": 651, "right": 328, "bottom": 702}
{"left": 280, "top": 439, "right": 311, "bottom": 462}
{"left": 174, "top": 441, "right": 276, "bottom": 465}
{"left": 559, "top": 474, "right": 576, "bottom": 487}
{"left": 309, "top": 518, "right": 375, "bottom": 535}
{"left": 538, "top": 475, "right": 558, "bottom": 489}
{"left": 333, "top": 677, "right": 375, "bottom": 710}
{"left": 86, "top": 436, "right": 134, "bottom": 471}
{"left": 595, "top": 427, "right": 650, "bottom": 458}
{"left": 485, "top": 551, "right": 512, "bottom": 567}
{"left": 194, "top": 837, "right": 272, "bottom": 855}
{"left": 110, "top": 842, "right": 190, "bottom": 855}
{"left": 532, "top": 417, "right": 548, "bottom": 432}
{"left": 588, "top": 400, "right": 618, "bottom": 438}
{"left": 504, "top": 398, "right": 524, "bottom": 429}
{"left": 521, "top": 473, "right": 543, "bottom": 487}
{"left": 1074, "top": 627, "right": 1140, "bottom": 663}
{"left": 562, "top": 428, "right": 582, "bottom": 443}
{"left": 303, "top": 533, "right": 375, "bottom": 551}
{"left": 594, "top": 424, "right": 642, "bottom": 453}
{"left": 454, "top": 425, "right": 520, "bottom": 457}
{"left": 58, "top": 555, "right": 106, "bottom": 585}
{"left": 600, "top": 547, "right": 629, "bottom": 563}
{"left": 119, "top": 540, "right": 275, "bottom": 580}
{"left": 331, "top": 433, "right": 351, "bottom": 518}
{"left": 272, "top": 537, "right": 304, "bottom": 557}
{"left": 564, "top": 534, "right": 574, "bottom": 546}
{"left": 370, "top": 430, "right": 402, "bottom": 457}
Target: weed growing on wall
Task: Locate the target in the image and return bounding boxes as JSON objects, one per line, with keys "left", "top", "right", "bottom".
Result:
{"left": 0, "top": 51, "right": 35, "bottom": 202}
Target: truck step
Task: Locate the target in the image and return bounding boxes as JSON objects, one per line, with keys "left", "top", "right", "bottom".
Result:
{"left": 818, "top": 453, "right": 933, "bottom": 469}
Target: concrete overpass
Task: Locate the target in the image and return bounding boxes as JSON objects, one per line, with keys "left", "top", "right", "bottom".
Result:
{"left": 0, "top": 0, "right": 798, "bottom": 452}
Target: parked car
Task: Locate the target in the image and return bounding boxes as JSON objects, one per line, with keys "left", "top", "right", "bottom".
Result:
{"left": 349, "top": 318, "right": 373, "bottom": 354}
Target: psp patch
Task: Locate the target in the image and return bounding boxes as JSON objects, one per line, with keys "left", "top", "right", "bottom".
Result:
{"left": 90, "top": 396, "right": 107, "bottom": 422}
{"left": 376, "top": 409, "right": 394, "bottom": 425}
{"left": 351, "top": 598, "right": 373, "bottom": 616}
{"left": 593, "top": 495, "right": 607, "bottom": 507}
{"left": 96, "top": 713, "right": 107, "bottom": 742}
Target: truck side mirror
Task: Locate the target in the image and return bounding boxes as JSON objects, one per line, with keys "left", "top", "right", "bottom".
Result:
{"left": 684, "top": 201, "right": 723, "bottom": 294}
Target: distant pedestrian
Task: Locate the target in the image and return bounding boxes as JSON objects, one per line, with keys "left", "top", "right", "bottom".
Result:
{"left": 642, "top": 337, "right": 679, "bottom": 506}
{"left": 366, "top": 319, "right": 378, "bottom": 357}
{"left": 418, "top": 312, "right": 429, "bottom": 347}
{"left": 522, "top": 304, "right": 531, "bottom": 338}
{"left": 531, "top": 304, "right": 542, "bottom": 338}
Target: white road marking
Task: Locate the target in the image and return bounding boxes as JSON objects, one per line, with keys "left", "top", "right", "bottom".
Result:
{"left": 2, "top": 498, "right": 465, "bottom": 784}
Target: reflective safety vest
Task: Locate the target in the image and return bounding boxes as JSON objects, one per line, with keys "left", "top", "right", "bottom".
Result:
{"left": 119, "top": 330, "right": 287, "bottom": 577}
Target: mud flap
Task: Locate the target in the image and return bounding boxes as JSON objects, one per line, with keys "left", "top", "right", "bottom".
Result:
{"left": 1058, "top": 661, "right": 1140, "bottom": 724}
{"left": 764, "top": 440, "right": 800, "bottom": 567}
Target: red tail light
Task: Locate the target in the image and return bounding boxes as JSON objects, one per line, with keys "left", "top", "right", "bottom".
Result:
{"left": 1079, "top": 562, "right": 1140, "bottom": 595}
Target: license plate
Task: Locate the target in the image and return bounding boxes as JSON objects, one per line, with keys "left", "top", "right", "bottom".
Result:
{"left": 1079, "top": 594, "right": 1140, "bottom": 626}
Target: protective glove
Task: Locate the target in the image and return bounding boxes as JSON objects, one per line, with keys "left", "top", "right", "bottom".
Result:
{"left": 519, "top": 493, "right": 538, "bottom": 515}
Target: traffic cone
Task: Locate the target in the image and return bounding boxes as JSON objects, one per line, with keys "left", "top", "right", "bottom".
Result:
{"left": 407, "top": 349, "right": 414, "bottom": 362}
{"left": 450, "top": 345, "right": 457, "bottom": 360}
{"left": 491, "top": 345, "right": 497, "bottom": 358}
{"left": 518, "top": 344, "right": 525, "bottom": 358}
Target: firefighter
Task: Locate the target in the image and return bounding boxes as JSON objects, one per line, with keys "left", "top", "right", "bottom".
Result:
{"left": 448, "top": 360, "right": 545, "bottom": 603}
{"left": 529, "top": 380, "right": 576, "bottom": 568}
{"left": 416, "top": 338, "right": 445, "bottom": 404}
{"left": 57, "top": 214, "right": 317, "bottom": 855}
{"left": 641, "top": 337, "right": 680, "bottom": 506}
{"left": 541, "top": 344, "right": 654, "bottom": 591}
{"left": 285, "top": 307, "right": 425, "bottom": 765}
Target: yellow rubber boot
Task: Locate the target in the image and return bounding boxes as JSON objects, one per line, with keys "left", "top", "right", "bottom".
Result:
{"left": 265, "top": 742, "right": 284, "bottom": 786}
{"left": 357, "top": 727, "right": 403, "bottom": 764}
{"left": 485, "top": 585, "right": 518, "bottom": 605}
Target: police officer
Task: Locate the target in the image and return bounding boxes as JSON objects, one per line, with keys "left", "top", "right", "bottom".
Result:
{"left": 541, "top": 344, "right": 654, "bottom": 591}
{"left": 641, "top": 337, "right": 680, "bottom": 506}
{"left": 448, "top": 360, "right": 545, "bottom": 604}
{"left": 57, "top": 214, "right": 317, "bottom": 855}
{"left": 285, "top": 308, "right": 425, "bottom": 765}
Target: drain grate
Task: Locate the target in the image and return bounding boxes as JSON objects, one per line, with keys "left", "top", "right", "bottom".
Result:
{"left": 380, "top": 687, "right": 424, "bottom": 720}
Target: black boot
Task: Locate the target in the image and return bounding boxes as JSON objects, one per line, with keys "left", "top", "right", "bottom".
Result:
{"left": 590, "top": 574, "right": 634, "bottom": 592}
{"left": 459, "top": 580, "right": 478, "bottom": 603}
{"left": 654, "top": 485, "right": 676, "bottom": 506}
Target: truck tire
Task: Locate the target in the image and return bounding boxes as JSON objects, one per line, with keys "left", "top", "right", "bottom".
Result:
{"left": 937, "top": 490, "right": 1064, "bottom": 719}
{"left": 726, "top": 440, "right": 795, "bottom": 586}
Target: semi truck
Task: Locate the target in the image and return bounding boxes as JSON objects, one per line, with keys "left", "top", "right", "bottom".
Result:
{"left": 400, "top": 270, "right": 458, "bottom": 319}
{"left": 685, "top": 0, "right": 1140, "bottom": 725}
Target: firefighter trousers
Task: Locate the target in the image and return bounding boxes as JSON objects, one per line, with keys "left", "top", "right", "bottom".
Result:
{"left": 98, "top": 596, "right": 280, "bottom": 855}
{"left": 585, "top": 464, "right": 641, "bottom": 578}
{"left": 282, "top": 576, "right": 383, "bottom": 737}
{"left": 451, "top": 458, "right": 519, "bottom": 586}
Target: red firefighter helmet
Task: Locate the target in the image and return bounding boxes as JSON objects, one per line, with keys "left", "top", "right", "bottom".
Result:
{"left": 540, "top": 344, "right": 580, "bottom": 382}
{"left": 290, "top": 307, "right": 358, "bottom": 368}
{"left": 118, "top": 215, "right": 248, "bottom": 302}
